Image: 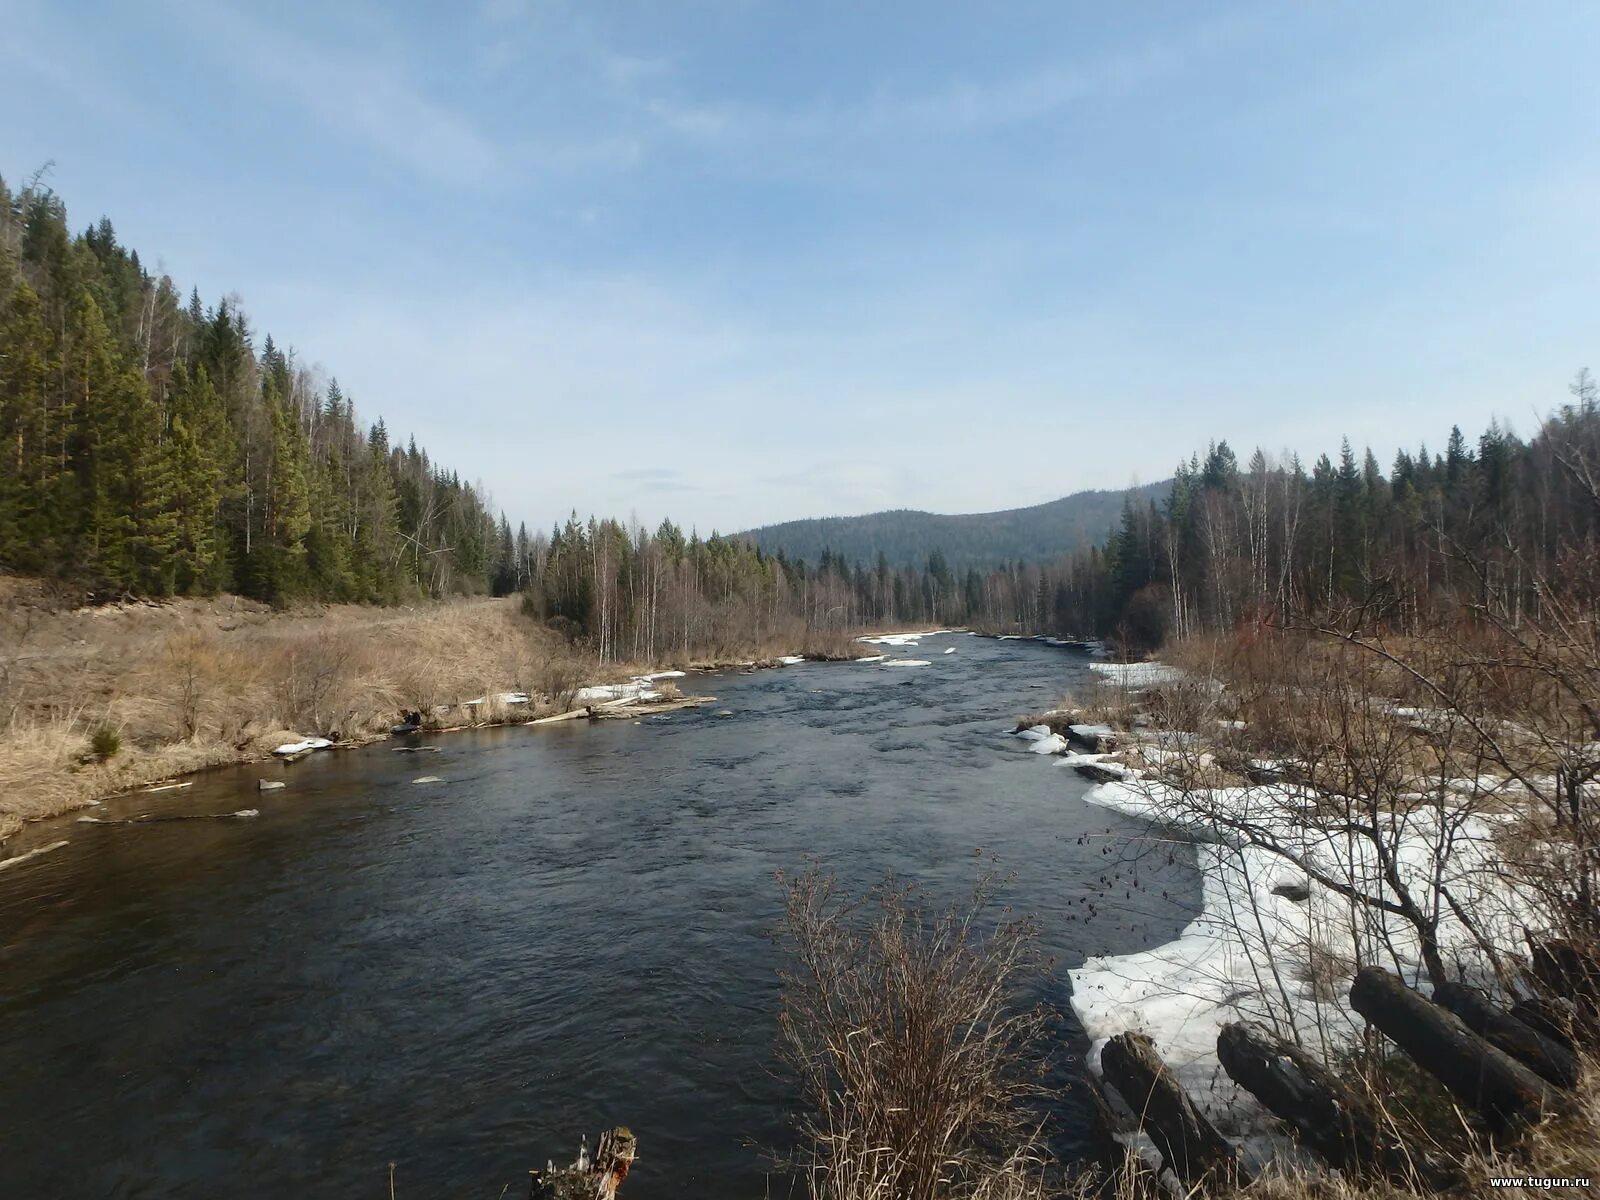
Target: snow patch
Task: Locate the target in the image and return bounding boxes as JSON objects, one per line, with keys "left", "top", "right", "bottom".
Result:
{"left": 1089, "top": 662, "right": 1183, "bottom": 687}
{"left": 273, "top": 737, "right": 332, "bottom": 757}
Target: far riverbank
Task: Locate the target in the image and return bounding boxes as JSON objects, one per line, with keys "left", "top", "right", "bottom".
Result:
{"left": 0, "top": 584, "right": 886, "bottom": 849}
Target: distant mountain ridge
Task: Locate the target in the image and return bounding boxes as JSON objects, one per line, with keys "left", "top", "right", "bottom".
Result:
{"left": 738, "top": 481, "right": 1172, "bottom": 572}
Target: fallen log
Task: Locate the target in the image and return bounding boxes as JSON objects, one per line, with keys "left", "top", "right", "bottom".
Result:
{"left": 1100, "top": 1032, "right": 1248, "bottom": 1186}
{"left": 528, "top": 706, "right": 593, "bottom": 725}
{"left": 1531, "top": 940, "right": 1600, "bottom": 1044}
{"left": 1349, "top": 967, "right": 1555, "bottom": 1134}
{"left": 529, "top": 1127, "right": 636, "bottom": 1199}
{"left": 1510, "top": 998, "right": 1582, "bottom": 1052}
{"left": 1433, "top": 982, "right": 1581, "bottom": 1089}
{"left": 1075, "top": 1068, "right": 1135, "bottom": 1183}
{"left": 589, "top": 695, "right": 716, "bottom": 720}
{"left": 1216, "top": 1021, "right": 1460, "bottom": 1189}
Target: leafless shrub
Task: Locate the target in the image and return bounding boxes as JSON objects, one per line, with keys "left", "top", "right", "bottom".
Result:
{"left": 271, "top": 633, "right": 354, "bottom": 733}
{"left": 775, "top": 866, "right": 1059, "bottom": 1200}
{"left": 534, "top": 654, "right": 584, "bottom": 713}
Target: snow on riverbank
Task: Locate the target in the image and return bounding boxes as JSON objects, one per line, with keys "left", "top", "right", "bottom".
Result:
{"left": 1088, "top": 661, "right": 1183, "bottom": 687}
{"left": 574, "top": 680, "right": 661, "bottom": 704}
{"left": 857, "top": 629, "right": 961, "bottom": 646}
{"left": 1067, "top": 774, "right": 1536, "bottom": 1149}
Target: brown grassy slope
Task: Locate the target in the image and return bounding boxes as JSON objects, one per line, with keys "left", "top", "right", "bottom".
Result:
{"left": 0, "top": 582, "right": 893, "bottom": 844}
{"left": 0, "top": 583, "right": 593, "bottom": 842}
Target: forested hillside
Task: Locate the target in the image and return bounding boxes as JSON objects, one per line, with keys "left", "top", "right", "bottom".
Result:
{"left": 739, "top": 482, "right": 1170, "bottom": 572}
{"left": 1045, "top": 392, "right": 1600, "bottom": 645}
{"left": 0, "top": 173, "right": 508, "bottom": 602}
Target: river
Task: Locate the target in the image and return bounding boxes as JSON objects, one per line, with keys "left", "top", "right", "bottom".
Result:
{"left": 0, "top": 632, "right": 1197, "bottom": 1198}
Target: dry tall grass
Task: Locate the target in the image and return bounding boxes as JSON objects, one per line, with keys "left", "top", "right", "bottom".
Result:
{"left": 776, "top": 867, "right": 1059, "bottom": 1200}
{"left": 0, "top": 586, "right": 592, "bottom": 840}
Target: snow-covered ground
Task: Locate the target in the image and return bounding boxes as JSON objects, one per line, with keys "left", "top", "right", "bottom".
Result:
{"left": 1088, "top": 661, "right": 1184, "bottom": 687}
{"left": 1067, "top": 772, "right": 1540, "bottom": 1156}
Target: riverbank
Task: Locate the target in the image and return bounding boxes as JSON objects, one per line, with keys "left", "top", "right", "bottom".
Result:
{"left": 1018, "top": 632, "right": 1598, "bottom": 1183}
{"left": 0, "top": 582, "right": 886, "bottom": 848}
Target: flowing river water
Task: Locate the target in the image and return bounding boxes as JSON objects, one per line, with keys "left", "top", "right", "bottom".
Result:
{"left": 0, "top": 633, "right": 1198, "bottom": 1198}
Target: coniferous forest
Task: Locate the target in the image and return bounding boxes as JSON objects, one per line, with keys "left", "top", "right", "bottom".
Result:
{"left": 4, "top": 172, "right": 1597, "bottom": 665}
{"left": 0, "top": 173, "right": 500, "bottom": 603}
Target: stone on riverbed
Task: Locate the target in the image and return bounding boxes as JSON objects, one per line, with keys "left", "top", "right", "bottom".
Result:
{"left": 1067, "top": 723, "right": 1119, "bottom": 751}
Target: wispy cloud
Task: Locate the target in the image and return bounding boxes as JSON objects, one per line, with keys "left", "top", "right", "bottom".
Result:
{"left": 174, "top": 1, "right": 502, "bottom": 185}
{"left": 627, "top": 15, "right": 1247, "bottom": 155}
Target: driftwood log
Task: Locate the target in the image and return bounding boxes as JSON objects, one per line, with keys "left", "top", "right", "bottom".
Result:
{"left": 529, "top": 1127, "right": 636, "bottom": 1200}
{"left": 1433, "top": 982, "right": 1582, "bottom": 1089}
{"left": 1099, "top": 1032, "right": 1249, "bottom": 1186}
{"left": 1349, "top": 967, "right": 1555, "bottom": 1134}
{"left": 1216, "top": 1021, "right": 1460, "bottom": 1189}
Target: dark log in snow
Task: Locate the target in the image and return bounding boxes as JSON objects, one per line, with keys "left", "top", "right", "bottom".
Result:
{"left": 1433, "top": 982, "right": 1581, "bottom": 1089}
{"left": 1350, "top": 967, "right": 1555, "bottom": 1134}
{"left": 1099, "top": 1032, "right": 1248, "bottom": 1186}
{"left": 1216, "top": 1021, "right": 1460, "bottom": 1189}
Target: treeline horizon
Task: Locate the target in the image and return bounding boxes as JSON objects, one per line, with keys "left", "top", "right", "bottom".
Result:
{"left": 7, "top": 173, "right": 1594, "bottom": 661}
{"left": 520, "top": 397, "right": 1600, "bottom": 658}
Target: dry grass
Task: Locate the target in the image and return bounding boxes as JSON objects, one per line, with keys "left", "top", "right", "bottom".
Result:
{"left": 777, "top": 867, "right": 1059, "bottom": 1200}
{"left": 0, "top": 586, "right": 594, "bottom": 841}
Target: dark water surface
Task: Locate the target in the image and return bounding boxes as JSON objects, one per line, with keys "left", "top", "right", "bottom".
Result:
{"left": 0, "top": 634, "right": 1196, "bottom": 1198}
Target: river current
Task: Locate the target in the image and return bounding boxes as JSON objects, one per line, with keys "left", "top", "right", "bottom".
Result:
{"left": 0, "top": 632, "right": 1197, "bottom": 1198}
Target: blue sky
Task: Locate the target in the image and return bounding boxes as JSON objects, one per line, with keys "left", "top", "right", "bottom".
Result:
{"left": 5, "top": 1, "right": 1598, "bottom": 533}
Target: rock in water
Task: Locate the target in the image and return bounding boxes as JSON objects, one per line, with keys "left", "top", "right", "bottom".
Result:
{"left": 411, "top": 776, "right": 443, "bottom": 785}
{"left": 257, "top": 780, "right": 286, "bottom": 791}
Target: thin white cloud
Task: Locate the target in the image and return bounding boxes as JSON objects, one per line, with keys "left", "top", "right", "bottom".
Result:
{"left": 629, "top": 14, "right": 1249, "bottom": 154}
{"left": 173, "top": 1, "right": 502, "bottom": 185}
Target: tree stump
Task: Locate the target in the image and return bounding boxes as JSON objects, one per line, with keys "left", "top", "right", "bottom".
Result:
{"left": 1099, "top": 1032, "right": 1248, "bottom": 1186}
{"left": 1433, "top": 982, "right": 1581, "bottom": 1089}
{"left": 1216, "top": 1021, "right": 1459, "bottom": 1189}
{"left": 529, "top": 1127, "right": 636, "bottom": 1200}
{"left": 1350, "top": 967, "right": 1554, "bottom": 1135}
